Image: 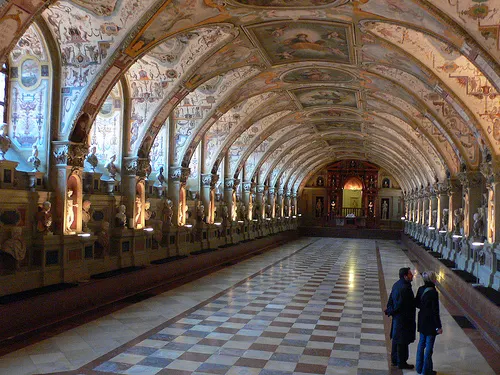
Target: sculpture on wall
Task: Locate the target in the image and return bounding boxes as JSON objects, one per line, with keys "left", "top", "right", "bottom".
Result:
{"left": 82, "top": 200, "right": 92, "bottom": 232}
{"left": 144, "top": 200, "right": 153, "bottom": 221}
{"left": 431, "top": 210, "right": 437, "bottom": 227}
{"left": 424, "top": 209, "right": 429, "bottom": 226}
{"left": 382, "top": 201, "right": 388, "bottom": 220}
{"left": 162, "top": 198, "right": 173, "bottom": 228}
{"left": 221, "top": 202, "right": 229, "bottom": 226}
{"left": 0, "top": 123, "right": 11, "bottom": 160}
{"left": 115, "top": 204, "right": 127, "bottom": 227}
{"left": 157, "top": 166, "right": 166, "bottom": 185}
{"left": 441, "top": 208, "right": 449, "bottom": 231}
{"left": 134, "top": 196, "right": 142, "bottom": 228}
{"left": 105, "top": 154, "right": 118, "bottom": 179}
{"left": 473, "top": 210, "right": 485, "bottom": 240}
{"left": 66, "top": 189, "right": 77, "bottom": 233}
{"left": 36, "top": 201, "right": 53, "bottom": 235}
{"left": 27, "top": 144, "right": 41, "bottom": 171}
{"left": 196, "top": 201, "right": 205, "bottom": 225}
{"left": 86, "top": 145, "right": 99, "bottom": 172}
{"left": 453, "top": 208, "right": 464, "bottom": 235}
{"left": 95, "top": 221, "right": 110, "bottom": 257}
{"left": 1, "top": 227, "right": 26, "bottom": 265}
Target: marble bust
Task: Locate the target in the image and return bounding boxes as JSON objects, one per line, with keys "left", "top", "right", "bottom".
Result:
{"left": 36, "top": 201, "right": 53, "bottom": 235}
{"left": 105, "top": 154, "right": 118, "bottom": 179}
{"left": 115, "top": 204, "right": 127, "bottom": 228}
{"left": 86, "top": 145, "right": 99, "bottom": 172}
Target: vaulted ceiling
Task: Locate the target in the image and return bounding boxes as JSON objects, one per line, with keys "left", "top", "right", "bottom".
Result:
{"left": 1, "top": 0, "right": 499, "bottom": 194}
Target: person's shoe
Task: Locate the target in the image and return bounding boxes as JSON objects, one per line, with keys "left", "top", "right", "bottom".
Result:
{"left": 398, "top": 363, "right": 415, "bottom": 369}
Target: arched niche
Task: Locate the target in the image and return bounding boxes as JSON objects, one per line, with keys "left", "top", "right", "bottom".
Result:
{"left": 66, "top": 172, "right": 82, "bottom": 234}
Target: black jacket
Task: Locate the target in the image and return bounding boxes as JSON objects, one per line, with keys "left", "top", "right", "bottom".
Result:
{"left": 386, "top": 278, "right": 416, "bottom": 344}
{"left": 415, "top": 282, "right": 442, "bottom": 336}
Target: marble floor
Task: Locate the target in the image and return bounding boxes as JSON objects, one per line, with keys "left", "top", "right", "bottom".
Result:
{"left": 0, "top": 238, "right": 496, "bottom": 375}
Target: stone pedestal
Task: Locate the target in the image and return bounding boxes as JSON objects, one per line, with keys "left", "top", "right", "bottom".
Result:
{"left": 111, "top": 228, "right": 135, "bottom": 268}
{"left": 84, "top": 172, "right": 102, "bottom": 193}
{"left": 477, "top": 242, "right": 495, "bottom": 287}
{"left": 32, "top": 234, "right": 62, "bottom": 286}
{"left": 0, "top": 160, "right": 19, "bottom": 189}
{"left": 27, "top": 171, "right": 44, "bottom": 191}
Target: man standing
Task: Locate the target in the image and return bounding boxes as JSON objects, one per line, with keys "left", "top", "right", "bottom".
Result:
{"left": 386, "top": 267, "right": 416, "bottom": 369}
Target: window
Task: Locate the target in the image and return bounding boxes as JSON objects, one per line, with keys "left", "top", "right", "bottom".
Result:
{"left": 0, "top": 64, "right": 7, "bottom": 124}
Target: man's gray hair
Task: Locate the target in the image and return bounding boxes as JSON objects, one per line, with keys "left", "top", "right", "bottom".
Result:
{"left": 422, "top": 271, "right": 436, "bottom": 283}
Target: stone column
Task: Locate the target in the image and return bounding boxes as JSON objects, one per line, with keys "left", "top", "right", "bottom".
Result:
{"left": 437, "top": 183, "right": 449, "bottom": 231}
{"left": 268, "top": 188, "right": 276, "bottom": 218}
{"left": 430, "top": 188, "right": 438, "bottom": 227}
{"left": 256, "top": 184, "right": 265, "bottom": 220}
{"left": 168, "top": 166, "right": 190, "bottom": 226}
{"left": 201, "top": 173, "right": 218, "bottom": 224}
{"left": 291, "top": 192, "right": 298, "bottom": 216}
{"left": 447, "top": 179, "right": 462, "bottom": 233}
{"left": 242, "top": 181, "right": 252, "bottom": 220}
{"left": 284, "top": 189, "right": 291, "bottom": 217}
{"left": 224, "top": 178, "right": 236, "bottom": 222}
{"left": 52, "top": 141, "right": 87, "bottom": 235}
{"left": 277, "top": 188, "right": 284, "bottom": 218}
{"left": 458, "top": 171, "right": 483, "bottom": 239}
{"left": 122, "top": 157, "right": 151, "bottom": 229}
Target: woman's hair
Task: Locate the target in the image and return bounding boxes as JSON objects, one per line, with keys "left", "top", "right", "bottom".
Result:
{"left": 422, "top": 271, "right": 436, "bottom": 283}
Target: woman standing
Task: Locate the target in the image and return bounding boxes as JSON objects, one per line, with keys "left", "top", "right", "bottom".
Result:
{"left": 415, "top": 271, "right": 443, "bottom": 375}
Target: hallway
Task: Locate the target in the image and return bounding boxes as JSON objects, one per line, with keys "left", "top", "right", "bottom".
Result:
{"left": 0, "top": 238, "right": 496, "bottom": 375}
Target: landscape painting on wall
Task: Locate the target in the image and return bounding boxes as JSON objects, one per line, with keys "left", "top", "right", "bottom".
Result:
{"left": 246, "top": 21, "right": 352, "bottom": 65}
{"left": 293, "top": 87, "right": 358, "bottom": 108}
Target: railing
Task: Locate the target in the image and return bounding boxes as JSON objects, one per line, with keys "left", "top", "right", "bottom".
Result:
{"left": 341, "top": 207, "right": 365, "bottom": 217}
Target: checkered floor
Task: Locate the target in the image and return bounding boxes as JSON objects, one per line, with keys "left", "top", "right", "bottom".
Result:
{"left": 77, "top": 239, "right": 388, "bottom": 375}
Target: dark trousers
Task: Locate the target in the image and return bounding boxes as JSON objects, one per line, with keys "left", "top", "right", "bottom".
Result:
{"left": 391, "top": 340, "right": 409, "bottom": 365}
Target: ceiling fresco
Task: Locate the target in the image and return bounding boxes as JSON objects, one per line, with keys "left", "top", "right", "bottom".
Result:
{"left": 245, "top": 20, "right": 353, "bottom": 65}
{"left": 281, "top": 67, "right": 354, "bottom": 83}
{"left": 3, "top": 0, "right": 500, "bottom": 194}
{"left": 293, "top": 87, "right": 358, "bottom": 108}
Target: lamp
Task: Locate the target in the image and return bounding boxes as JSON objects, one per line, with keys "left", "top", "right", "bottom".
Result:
{"left": 144, "top": 227, "right": 154, "bottom": 232}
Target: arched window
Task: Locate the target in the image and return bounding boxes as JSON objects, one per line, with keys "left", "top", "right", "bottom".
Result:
{"left": 0, "top": 64, "right": 7, "bottom": 124}
{"left": 150, "top": 118, "right": 168, "bottom": 173}
{"left": 88, "top": 81, "right": 123, "bottom": 170}
{"left": 8, "top": 24, "right": 52, "bottom": 171}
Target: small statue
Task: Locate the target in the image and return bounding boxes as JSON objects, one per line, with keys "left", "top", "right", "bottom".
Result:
{"left": 66, "top": 189, "right": 77, "bottom": 233}
{"left": 162, "top": 198, "right": 173, "bottom": 227}
{"left": 196, "top": 201, "right": 205, "bottom": 224}
{"left": 1, "top": 227, "right": 26, "bottom": 265}
{"left": 239, "top": 203, "right": 246, "bottom": 221}
{"left": 36, "top": 201, "right": 53, "bottom": 235}
{"left": 265, "top": 203, "right": 272, "bottom": 218}
{"left": 157, "top": 166, "right": 166, "bottom": 186}
{"left": 431, "top": 210, "right": 437, "bottom": 227}
{"left": 115, "top": 204, "right": 127, "bottom": 228}
{"left": 134, "top": 196, "right": 143, "bottom": 228}
{"left": 424, "top": 209, "right": 429, "bottom": 225}
{"left": 105, "top": 154, "right": 118, "bottom": 179}
{"left": 27, "top": 143, "right": 41, "bottom": 171}
{"left": 144, "top": 200, "right": 153, "bottom": 221}
{"left": 220, "top": 202, "right": 229, "bottom": 226}
{"left": 0, "top": 123, "right": 11, "bottom": 160}
{"left": 95, "top": 221, "right": 110, "bottom": 257}
{"left": 453, "top": 208, "right": 464, "bottom": 235}
{"left": 441, "top": 208, "right": 449, "bottom": 231}
{"left": 86, "top": 145, "right": 99, "bottom": 172}
{"left": 82, "top": 200, "right": 92, "bottom": 232}
{"left": 473, "top": 211, "right": 485, "bottom": 240}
